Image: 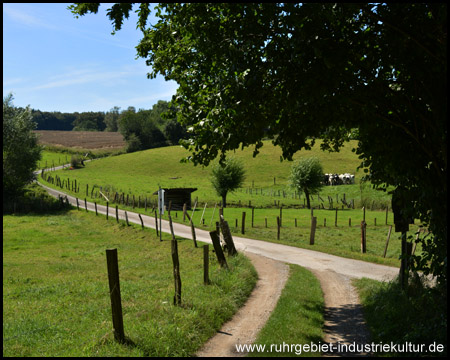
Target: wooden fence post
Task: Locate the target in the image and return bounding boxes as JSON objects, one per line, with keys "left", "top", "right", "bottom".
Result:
{"left": 383, "top": 225, "right": 392, "bottom": 258}
{"left": 85, "top": 198, "right": 88, "bottom": 212}
{"left": 200, "top": 203, "right": 207, "bottom": 226}
{"left": 209, "top": 203, "right": 217, "bottom": 227}
{"left": 95, "top": 202, "right": 98, "bottom": 215}
{"left": 154, "top": 210, "right": 159, "bottom": 237}
{"left": 76, "top": 198, "right": 79, "bottom": 210}
{"left": 361, "top": 221, "right": 367, "bottom": 253}
{"left": 335, "top": 208, "right": 338, "bottom": 227}
{"left": 105, "top": 249, "right": 125, "bottom": 343}
{"left": 190, "top": 220, "right": 198, "bottom": 248}
{"left": 125, "top": 211, "right": 129, "bottom": 226}
{"left": 241, "top": 212, "right": 246, "bottom": 235}
{"left": 106, "top": 202, "right": 109, "bottom": 220}
{"left": 203, "top": 245, "right": 210, "bottom": 285}
{"left": 171, "top": 236, "right": 182, "bottom": 306}
{"left": 209, "top": 230, "right": 228, "bottom": 268}
{"left": 310, "top": 216, "right": 317, "bottom": 245}
{"left": 252, "top": 207, "right": 254, "bottom": 228}
{"left": 277, "top": 216, "right": 281, "bottom": 240}
{"left": 115, "top": 205, "right": 119, "bottom": 223}
{"left": 400, "top": 231, "right": 407, "bottom": 290}
{"left": 169, "top": 215, "right": 176, "bottom": 240}
{"left": 220, "top": 216, "right": 237, "bottom": 256}
{"left": 138, "top": 214, "right": 144, "bottom": 229}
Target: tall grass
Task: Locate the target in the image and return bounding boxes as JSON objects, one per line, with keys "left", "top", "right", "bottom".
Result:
{"left": 354, "top": 276, "right": 447, "bottom": 357}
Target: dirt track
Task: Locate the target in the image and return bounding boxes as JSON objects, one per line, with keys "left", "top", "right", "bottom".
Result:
{"left": 196, "top": 253, "right": 289, "bottom": 357}
{"left": 38, "top": 181, "right": 398, "bottom": 357}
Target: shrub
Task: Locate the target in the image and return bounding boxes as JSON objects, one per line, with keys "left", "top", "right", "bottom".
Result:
{"left": 70, "top": 155, "right": 84, "bottom": 168}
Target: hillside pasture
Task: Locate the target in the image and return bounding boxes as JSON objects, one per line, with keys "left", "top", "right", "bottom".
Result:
{"left": 37, "top": 139, "right": 416, "bottom": 267}
{"left": 42, "top": 139, "right": 392, "bottom": 210}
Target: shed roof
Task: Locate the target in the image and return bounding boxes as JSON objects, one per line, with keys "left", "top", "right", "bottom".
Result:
{"left": 152, "top": 188, "right": 197, "bottom": 195}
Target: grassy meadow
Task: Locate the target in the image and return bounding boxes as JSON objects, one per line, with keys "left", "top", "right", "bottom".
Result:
{"left": 39, "top": 139, "right": 388, "bottom": 208}
{"left": 10, "top": 137, "right": 438, "bottom": 356}
{"left": 38, "top": 139, "right": 424, "bottom": 268}
{"left": 3, "top": 210, "right": 258, "bottom": 356}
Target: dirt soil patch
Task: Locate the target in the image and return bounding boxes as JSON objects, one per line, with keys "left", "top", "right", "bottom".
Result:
{"left": 34, "top": 130, "right": 126, "bottom": 149}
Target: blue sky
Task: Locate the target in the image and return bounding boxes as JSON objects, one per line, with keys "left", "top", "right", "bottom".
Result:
{"left": 3, "top": 3, "right": 178, "bottom": 113}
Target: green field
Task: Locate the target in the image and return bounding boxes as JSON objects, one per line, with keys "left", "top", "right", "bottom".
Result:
{"left": 40, "top": 139, "right": 392, "bottom": 209}
{"left": 39, "top": 140, "right": 423, "bottom": 268}
{"left": 3, "top": 210, "right": 258, "bottom": 356}
{"left": 37, "top": 150, "right": 70, "bottom": 170}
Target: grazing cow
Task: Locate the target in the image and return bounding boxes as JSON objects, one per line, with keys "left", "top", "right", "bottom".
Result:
{"left": 341, "top": 173, "right": 351, "bottom": 184}
{"left": 327, "top": 173, "right": 355, "bottom": 185}
{"left": 329, "top": 174, "right": 340, "bottom": 185}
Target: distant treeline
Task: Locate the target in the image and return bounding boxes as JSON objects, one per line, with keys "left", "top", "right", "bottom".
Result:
{"left": 31, "top": 100, "right": 188, "bottom": 152}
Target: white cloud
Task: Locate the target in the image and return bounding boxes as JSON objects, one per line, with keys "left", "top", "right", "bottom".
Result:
{"left": 4, "top": 4, "right": 59, "bottom": 30}
{"left": 30, "top": 66, "right": 133, "bottom": 91}
{"left": 3, "top": 77, "right": 27, "bottom": 88}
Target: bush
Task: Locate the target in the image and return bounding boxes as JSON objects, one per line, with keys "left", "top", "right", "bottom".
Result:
{"left": 125, "top": 133, "right": 143, "bottom": 153}
{"left": 70, "top": 155, "right": 85, "bottom": 168}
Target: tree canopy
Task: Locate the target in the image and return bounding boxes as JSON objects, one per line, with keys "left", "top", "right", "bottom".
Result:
{"left": 68, "top": 3, "right": 446, "bottom": 285}
{"left": 289, "top": 157, "right": 324, "bottom": 209}
{"left": 3, "top": 94, "right": 42, "bottom": 201}
{"left": 211, "top": 157, "right": 246, "bottom": 208}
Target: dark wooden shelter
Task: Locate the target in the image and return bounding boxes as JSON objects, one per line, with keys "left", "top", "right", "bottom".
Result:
{"left": 153, "top": 188, "right": 197, "bottom": 211}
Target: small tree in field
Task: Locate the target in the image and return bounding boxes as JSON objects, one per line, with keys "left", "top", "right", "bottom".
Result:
{"left": 211, "top": 157, "right": 245, "bottom": 208}
{"left": 289, "top": 157, "right": 324, "bottom": 209}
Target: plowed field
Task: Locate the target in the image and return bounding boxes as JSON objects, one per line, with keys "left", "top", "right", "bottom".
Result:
{"left": 34, "top": 130, "right": 126, "bottom": 150}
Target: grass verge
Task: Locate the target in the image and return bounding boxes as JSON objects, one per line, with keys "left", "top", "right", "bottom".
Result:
{"left": 353, "top": 276, "right": 447, "bottom": 357}
{"left": 247, "top": 264, "right": 324, "bottom": 357}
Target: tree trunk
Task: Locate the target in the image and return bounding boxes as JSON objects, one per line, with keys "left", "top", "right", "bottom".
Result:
{"left": 305, "top": 190, "right": 311, "bottom": 209}
{"left": 222, "top": 194, "right": 227, "bottom": 208}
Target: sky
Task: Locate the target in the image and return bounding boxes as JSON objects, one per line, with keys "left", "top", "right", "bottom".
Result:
{"left": 3, "top": 3, "right": 178, "bottom": 113}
